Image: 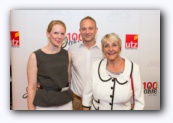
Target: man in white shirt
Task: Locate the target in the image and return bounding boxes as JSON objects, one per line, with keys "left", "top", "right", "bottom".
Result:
{"left": 68, "top": 16, "right": 103, "bottom": 110}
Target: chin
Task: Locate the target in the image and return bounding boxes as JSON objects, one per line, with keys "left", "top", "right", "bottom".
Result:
{"left": 106, "top": 56, "right": 117, "bottom": 61}
{"left": 54, "top": 44, "right": 61, "bottom": 47}
{"left": 107, "top": 59, "right": 115, "bottom": 62}
{"left": 84, "top": 39, "right": 91, "bottom": 42}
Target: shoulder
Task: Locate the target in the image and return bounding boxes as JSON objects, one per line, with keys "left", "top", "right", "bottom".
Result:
{"left": 124, "top": 58, "right": 140, "bottom": 76}
{"left": 60, "top": 48, "right": 69, "bottom": 58}
{"left": 32, "top": 49, "right": 42, "bottom": 58}
{"left": 68, "top": 42, "right": 81, "bottom": 51}
{"left": 123, "top": 57, "right": 139, "bottom": 67}
{"left": 29, "top": 52, "right": 36, "bottom": 59}
{"left": 33, "top": 49, "right": 41, "bottom": 54}
{"left": 92, "top": 58, "right": 105, "bottom": 68}
{"left": 95, "top": 42, "right": 102, "bottom": 49}
{"left": 28, "top": 52, "right": 37, "bottom": 64}
{"left": 30, "top": 49, "right": 40, "bottom": 58}
{"left": 61, "top": 48, "right": 68, "bottom": 53}
{"left": 29, "top": 49, "right": 45, "bottom": 62}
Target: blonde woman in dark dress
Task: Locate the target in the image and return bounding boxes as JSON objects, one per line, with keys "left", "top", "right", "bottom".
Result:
{"left": 27, "top": 20, "right": 73, "bottom": 110}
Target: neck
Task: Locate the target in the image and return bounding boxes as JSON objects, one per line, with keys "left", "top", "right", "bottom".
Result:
{"left": 106, "top": 57, "right": 124, "bottom": 73}
{"left": 43, "top": 44, "right": 61, "bottom": 54}
{"left": 107, "top": 57, "right": 122, "bottom": 66}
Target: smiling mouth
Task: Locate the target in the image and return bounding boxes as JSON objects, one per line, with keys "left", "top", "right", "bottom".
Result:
{"left": 84, "top": 34, "right": 91, "bottom": 37}
{"left": 85, "top": 36, "right": 91, "bottom": 38}
{"left": 55, "top": 40, "right": 61, "bottom": 43}
{"left": 107, "top": 51, "right": 116, "bottom": 55}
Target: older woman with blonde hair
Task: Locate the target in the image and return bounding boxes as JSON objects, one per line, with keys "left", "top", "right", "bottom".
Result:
{"left": 82, "top": 33, "right": 145, "bottom": 110}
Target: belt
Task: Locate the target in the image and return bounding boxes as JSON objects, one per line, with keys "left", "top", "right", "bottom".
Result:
{"left": 40, "top": 84, "right": 69, "bottom": 92}
{"left": 73, "top": 93, "right": 82, "bottom": 100}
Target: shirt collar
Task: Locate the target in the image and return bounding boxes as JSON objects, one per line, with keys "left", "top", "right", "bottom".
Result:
{"left": 79, "top": 41, "right": 101, "bottom": 49}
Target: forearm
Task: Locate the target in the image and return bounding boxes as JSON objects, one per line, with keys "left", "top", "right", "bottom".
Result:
{"left": 68, "top": 51, "right": 72, "bottom": 84}
{"left": 27, "top": 52, "right": 38, "bottom": 110}
{"left": 27, "top": 88, "right": 36, "bottom": 110}
{"left": 133, "top": 65, "right": 145, "bottom": 110}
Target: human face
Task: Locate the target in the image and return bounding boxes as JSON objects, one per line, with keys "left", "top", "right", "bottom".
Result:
{"left": 47, "top": 24, "right": 65, "bottom": 47}
{"left": 102, "top": 40, "right": 121, "bottom": 61}
{"left": 80, "top": 19, "right": 98, "bottom": 42}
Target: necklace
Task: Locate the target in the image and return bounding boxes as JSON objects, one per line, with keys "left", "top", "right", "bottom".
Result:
{"left": 106, "top": 67, "right": 123, "bottom": 75}
{"left": 98, "top": 58, "right": 128, "bottom": 85}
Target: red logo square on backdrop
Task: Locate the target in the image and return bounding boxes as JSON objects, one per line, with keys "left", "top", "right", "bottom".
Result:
{"left": 125, "top": 34, "right": 138, "bottom": 48}
{"left": 10, "top": 31, "right": 20, "bottom": 46}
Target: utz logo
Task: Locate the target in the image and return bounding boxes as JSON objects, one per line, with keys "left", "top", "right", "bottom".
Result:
{"left": 10, "top": 31, "right": 20, "bottom": 46}
{"left": 125, "top": 34, "right": 138, "bottom": 48}
{"left": 143, "top": 82, "right": 158, "bottom": 95}
{"left": 61, "top": 32, "right": 82, "bottom": 48}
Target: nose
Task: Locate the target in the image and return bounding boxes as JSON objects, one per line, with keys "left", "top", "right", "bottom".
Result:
{"left": 109, "top": 46, "right": 113, "bottom": 51}
{"left": 85, "top": 28, "right": 89, "bottom": 34}
{"left": 58, "top": 34, "right": 62, "bottom": 38}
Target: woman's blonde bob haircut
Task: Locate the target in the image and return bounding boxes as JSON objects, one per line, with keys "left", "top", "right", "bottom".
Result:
{"left": 101, "top": 33, "right": 122, "bottom": 51}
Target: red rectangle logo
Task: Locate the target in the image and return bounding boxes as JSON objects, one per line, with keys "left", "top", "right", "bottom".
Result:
{"left": 10, "top": 31, "right": 20, "bottom": 46}
{"left": 125, "top": 34, "right": 138, "bottom": 48}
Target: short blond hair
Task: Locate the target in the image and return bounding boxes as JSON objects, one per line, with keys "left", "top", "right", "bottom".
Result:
{"left": 101, "top": 33, "right": 122, "bottom": 51}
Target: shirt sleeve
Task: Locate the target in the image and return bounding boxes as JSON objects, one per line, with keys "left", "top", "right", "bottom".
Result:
{"left": 133, "top": 64, "right": 145, "bottom": 110}
{"left": 82, "top": 62, "right": 95, "bottom": 108}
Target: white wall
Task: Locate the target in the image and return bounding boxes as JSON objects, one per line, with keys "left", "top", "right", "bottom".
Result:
{"left": 10, "top": 10, "right": 160, "bottom": 110}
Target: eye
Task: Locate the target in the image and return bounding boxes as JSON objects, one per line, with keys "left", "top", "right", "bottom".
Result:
{"left": 61, "top": 33, "right": 65, "bottom": 36}
{"left": 81, "top": 28, "right": 86, "bottom": 31}
{"left": 54, "top": 32, "right": 59, "bottom": 34}
{"left": 104, "top": 44, "right": 109, "bottom": 48}
{"left": 112, "top": 43, "right": 117, "bottom": 47}
{"left": 89, "top": 27, "right": 93, "bottom": 30}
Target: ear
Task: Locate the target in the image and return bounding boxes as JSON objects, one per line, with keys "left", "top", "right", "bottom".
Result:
{"left": 79, "top": 28, "right": 81, "bottom": 33}
{"left": 96, "top": 27, "right": 98, "bottom": 33}
{"left": 46, "top": 32, "right": 50, "bottom": 38}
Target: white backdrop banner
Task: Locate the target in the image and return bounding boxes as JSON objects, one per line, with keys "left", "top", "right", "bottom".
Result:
{"left": 10, "top": 10, "right": 160, "bottom": 110}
